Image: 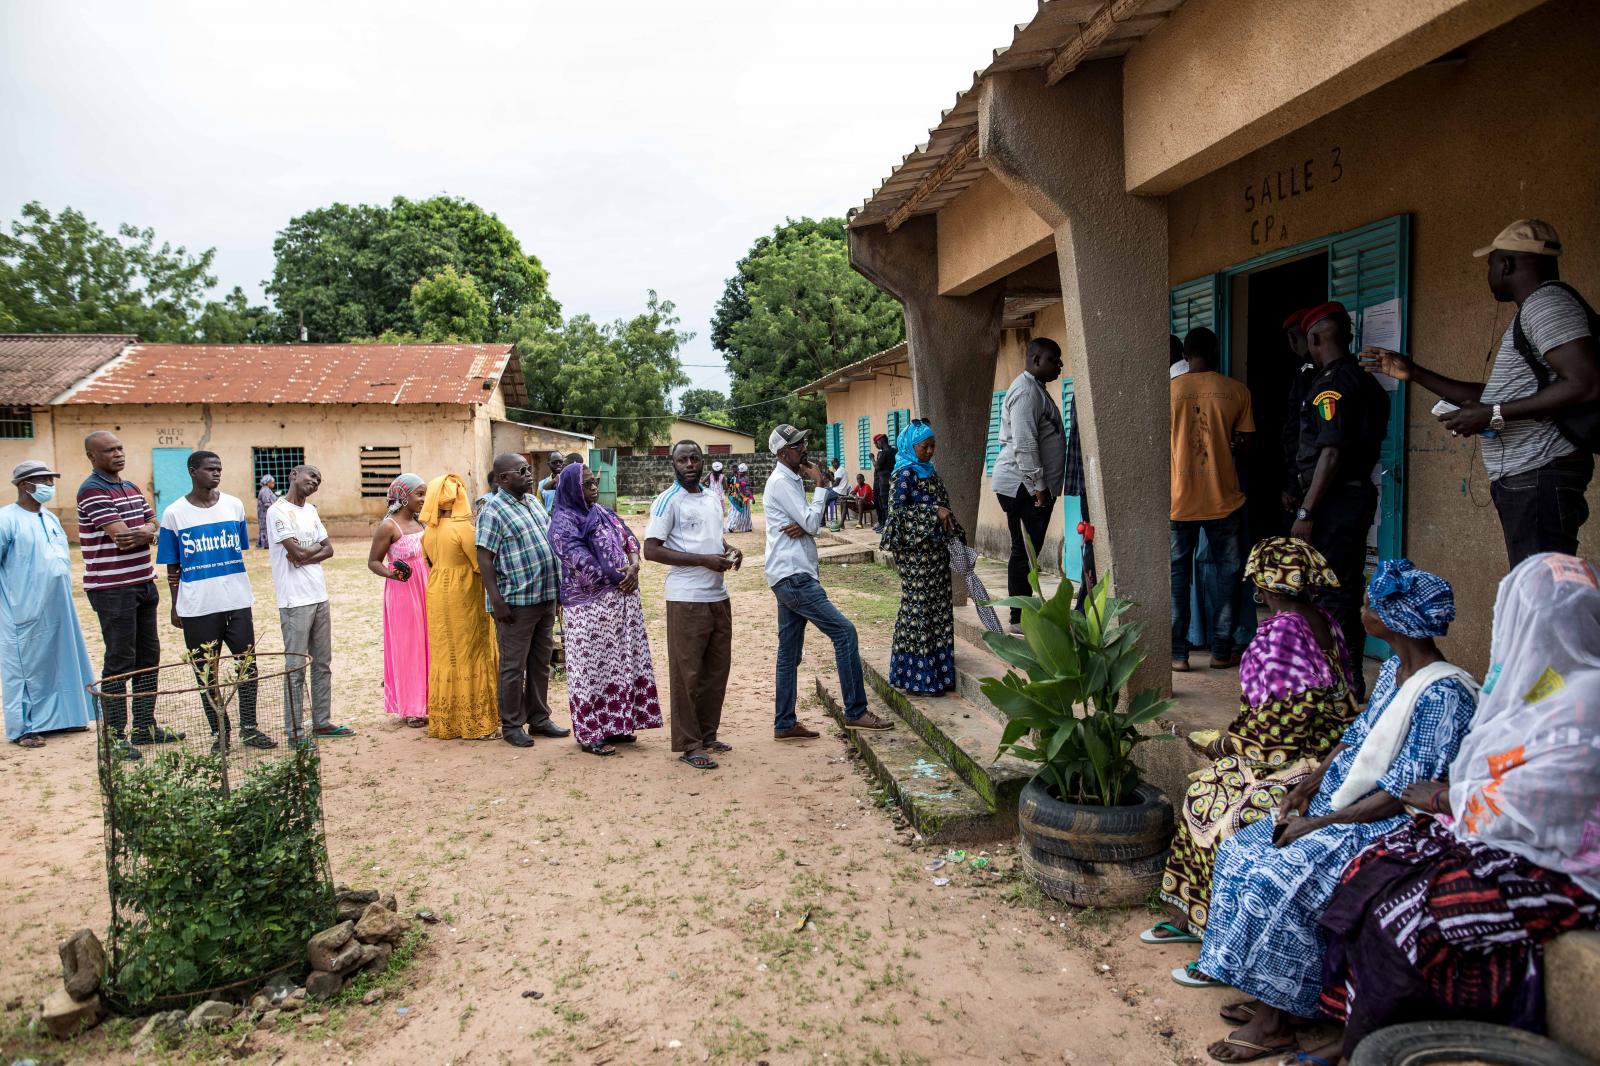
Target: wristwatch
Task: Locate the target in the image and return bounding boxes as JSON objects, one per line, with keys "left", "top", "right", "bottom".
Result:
{"left": 1295, "top": 508, "right": 1311, "bottom": 522}
{"left": 1490, "top": 403, "right": 1506, "bottom": 431}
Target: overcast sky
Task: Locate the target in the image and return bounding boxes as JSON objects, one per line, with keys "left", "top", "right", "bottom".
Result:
{"left": 0, "top": 0, "right": 1037, "bottom": 399}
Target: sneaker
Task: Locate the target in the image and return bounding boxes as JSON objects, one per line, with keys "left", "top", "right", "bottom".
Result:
{"left": 843, "top": 711, "right": 894, "bottom": 731}
{"left": 130, "top": 725, "right": 185, "bottom": 745}
{"left": 774, "top": 723, "right": 821, "bottom": 741}
{"left": 241, "top": 729, "right": 278, "bottom": 750}
{"left": 112, "top": 735, "right": 143, "bottom": 761}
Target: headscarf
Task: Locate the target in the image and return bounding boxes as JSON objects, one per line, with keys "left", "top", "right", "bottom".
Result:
{"left": 553, "top": 461, "right": 606, "bottom": 539}
{"left": 259, "top": 474, "right": 274, "bottom": 487}
{"left": 1245, "top": 536, "right": 1339, "bottom": 596}
{"left": 1368, "top": 559, "right": 1455, "bottom": 639}
{"left": 711, "top": 461, "right": 723, "bottom": 473}
{"left": 420, "top": 473, "right": 474, "bottom": 567}
{"left": 737, "top": 463, "right": 748, "bottom": 473}
{"left": 385, "top": 472, "right": 426, "bottom": 516}
{"left": 893, "top": 419, "right": 936, "bottom": 479}
{"left": 1448, "top": 554, "right": 1600, "bottom": 896}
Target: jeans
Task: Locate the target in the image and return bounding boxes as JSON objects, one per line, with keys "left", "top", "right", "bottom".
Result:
{"left": 772, "top": 573, "right": 867, "bottom": 728}
{"left": 997, "top": 487, "right": 1057, "bottom": 623}
{"left": 1490, "top": 452, "right": 1593, "bottom": 568}
{"left": 280, "top": 601, "right": 332, "bottom": 736}
{"left": 1170, "top": 506, "right": 1246, "bottom": 661}
{"left": 85, "top": 581, "right": 160, "bottom": 736}
{"left": 180, "top": 609, "right": 259, "bottom": 733}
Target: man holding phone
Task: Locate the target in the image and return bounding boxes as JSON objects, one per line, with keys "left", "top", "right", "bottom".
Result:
{"left": 762, "top": 424, "right": 892, "bottom": 741}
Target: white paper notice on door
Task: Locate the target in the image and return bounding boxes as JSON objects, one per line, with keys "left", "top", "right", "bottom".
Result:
{"left": 1358, "top": 298, "right": 1403, "bottom": 392}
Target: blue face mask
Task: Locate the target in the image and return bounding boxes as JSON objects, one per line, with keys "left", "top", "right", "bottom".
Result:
{"left": 29, "top": 482, "right": 56, "bottom": 504}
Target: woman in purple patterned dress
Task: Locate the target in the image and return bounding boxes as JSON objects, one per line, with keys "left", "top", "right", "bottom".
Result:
{"left": 548, "top": 461, "right": 663, "bottom": 756}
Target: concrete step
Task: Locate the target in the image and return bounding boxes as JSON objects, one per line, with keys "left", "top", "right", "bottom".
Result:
{"left": 812, "top": 678, "right": 1009, "bottom": 843}
{"left": 857, "top": 654, "right": 1034, "bottom": 815}
{"left": 818, "top": 543, "right": 877, "bottom": 565}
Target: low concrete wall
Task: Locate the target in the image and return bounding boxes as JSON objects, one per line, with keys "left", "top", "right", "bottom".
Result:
{"left": 618, "top": 452, "right": 775, "bottom": 497}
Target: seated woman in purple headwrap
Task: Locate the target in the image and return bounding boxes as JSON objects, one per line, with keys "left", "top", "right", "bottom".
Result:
{"left": 547, "top": 461, "right": 663, "bottom": 756}
{"left": 1191, "top": 560, "right": 1480, "bottom": 1063}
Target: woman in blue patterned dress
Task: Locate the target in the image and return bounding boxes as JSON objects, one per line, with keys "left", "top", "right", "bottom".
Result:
{"left": 879, "top": 420, "right": 961, "bottom": 695}
{"left": 1191, "top": 561, "right": 1479, "bottom": 1063}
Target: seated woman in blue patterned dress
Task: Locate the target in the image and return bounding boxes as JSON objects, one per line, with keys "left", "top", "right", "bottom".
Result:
{"left": 878, "top": 420, "right": 961, "bottom": 695}
{"left": 1190, "top": 561, "right": 1480, "bottom": 1063}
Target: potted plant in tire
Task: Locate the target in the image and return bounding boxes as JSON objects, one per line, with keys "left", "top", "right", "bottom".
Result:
{"left": 982, "top": 560, "right": 1176, "bottom": 908}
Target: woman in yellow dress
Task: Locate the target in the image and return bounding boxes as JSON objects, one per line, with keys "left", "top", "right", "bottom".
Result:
{"left": 420, "top": 474, "right": 500, "bottom": 740}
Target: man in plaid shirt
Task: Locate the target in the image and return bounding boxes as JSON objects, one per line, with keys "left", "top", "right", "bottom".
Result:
{"left": 476, "top": 453, "right": 569, "bottom": 748}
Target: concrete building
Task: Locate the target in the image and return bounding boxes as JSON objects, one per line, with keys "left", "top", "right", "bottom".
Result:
{"left": 846, "top": 0, "right": 1598, "bottom": 687}
{"left": 17, "top": 340, "right": 590, "bottom": 536}
{"left": 0, "top": 334, "right": 135, "bottom": 487}
{"left": 600, "top": 416, "right": 755, "bottom": 456}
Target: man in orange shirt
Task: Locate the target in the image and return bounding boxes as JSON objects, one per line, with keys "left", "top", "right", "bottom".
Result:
{"left": 1170, "top": 327, "right": 1254, "bottom": 671}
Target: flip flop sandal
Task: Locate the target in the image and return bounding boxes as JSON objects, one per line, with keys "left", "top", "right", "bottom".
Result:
{"left": 1173, "top": 962, "right": 1223, "bottom": 988}
{"left": 475, "top": 730, "right": 504, "bottom": 741}
{"left": 1206, "top": 1037, "right": 1297, "bottom": 1064}
{"left": 703, "top": 740, "right": 733, "bottom": 753}
{"left": 1219, "top": 1001, "right": 1259, "bottom": 1024}
{"left": 405, "top": 717, "right": 427, "bottom": 728}
{"left": 678, "top": 753, "right": 718, "bottom": 770}
{"left": 582, "top": 743, "right": 618, "bottom": 757}
{"left": 314, "top": 725, "right": 355, "bottom": 738}
{"left": 1141, "top": 921, "right": 1203, "bottom": 945}
{"left": 17, "top": 735, "right": 44, "bottom": 749}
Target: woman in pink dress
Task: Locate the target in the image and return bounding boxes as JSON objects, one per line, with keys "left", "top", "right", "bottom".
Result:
{"left": 367, "top": 473, "right": 431, "bottom": 726}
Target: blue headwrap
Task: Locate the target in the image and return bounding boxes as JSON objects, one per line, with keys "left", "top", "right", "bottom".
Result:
{"left": 893, "top": 419, "right": 936, "bottom": 479}
{"left": 1368, "top": 559, "right": 1455, "bottom": 639}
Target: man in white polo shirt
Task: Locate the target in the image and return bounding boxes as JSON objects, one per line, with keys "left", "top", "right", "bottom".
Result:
{"left": 267, "top": 463, "right": 354, "bottom": 742}
{"left": 763, "top": 424, "right": 892, "bottom": 740}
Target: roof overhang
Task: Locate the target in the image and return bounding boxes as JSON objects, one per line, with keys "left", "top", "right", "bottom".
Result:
{"left": 796, "top": 342, "right": 910, "bottom": 397}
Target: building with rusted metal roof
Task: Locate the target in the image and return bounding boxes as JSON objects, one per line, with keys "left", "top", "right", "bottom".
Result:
{"left": 0, "top": 333, "right": 137, "bottom": 485}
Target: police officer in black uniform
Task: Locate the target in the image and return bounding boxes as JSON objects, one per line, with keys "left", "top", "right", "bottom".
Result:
{"left": 1290, "top": 301, "right": 1389, "bottom": 701}
{"left": 1279, "top": 308, "right": 1320, "bottom": 519}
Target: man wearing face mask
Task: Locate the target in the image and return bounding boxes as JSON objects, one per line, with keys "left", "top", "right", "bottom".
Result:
{"left": 0, "top": 461, "right": 98, "bottom": 750}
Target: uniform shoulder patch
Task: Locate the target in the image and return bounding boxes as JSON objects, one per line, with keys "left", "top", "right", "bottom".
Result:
{"left": 1312, "top": 390, "right": 1341, "bottom": 421}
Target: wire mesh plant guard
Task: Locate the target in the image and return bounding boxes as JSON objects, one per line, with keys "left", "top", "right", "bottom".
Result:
{"left": 91, "top": 647, "right": 335, "bottom": 1012}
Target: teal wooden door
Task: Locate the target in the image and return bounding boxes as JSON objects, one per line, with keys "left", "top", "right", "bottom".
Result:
{"left": 151, "top": 447, "right": 192, "bottom": 520}
{"left": 589, "top": 448, "right": 618, "bottom": 509}
{"left": 1059, "top": 378, "right": 1083, "bottom": 583}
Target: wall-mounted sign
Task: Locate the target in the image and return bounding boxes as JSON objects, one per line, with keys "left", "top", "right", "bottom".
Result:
{"left": 156, "top": 427, "right": 186, "bottom": 446}
{"left": 1243, "top": 147, "right": 1344, "bottom": 247}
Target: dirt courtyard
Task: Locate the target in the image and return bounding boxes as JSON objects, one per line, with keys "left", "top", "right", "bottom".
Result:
{"left": 0, "top": 513, "right": 1241, "bottom": 1065}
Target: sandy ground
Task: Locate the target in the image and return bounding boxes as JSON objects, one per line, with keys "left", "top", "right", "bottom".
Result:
{"left": 0, "top": 513, "right": 1259, "bottom": 1066}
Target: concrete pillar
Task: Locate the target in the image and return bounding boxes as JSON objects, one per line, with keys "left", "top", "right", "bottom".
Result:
{"left": 980, "top": 60, "right": 1172, "bottom": 695}
{"left": 849, "top": 216, "right": 1003, "bottom": 543}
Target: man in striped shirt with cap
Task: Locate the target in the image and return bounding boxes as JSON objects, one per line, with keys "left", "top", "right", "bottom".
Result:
{"left": 76, "top": 431, "right": 183, "bottom": 758}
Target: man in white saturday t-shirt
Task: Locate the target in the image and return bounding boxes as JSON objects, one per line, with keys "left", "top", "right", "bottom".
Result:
{"left": 267, "top": 464, "right": 354, "bottom": 741}
{"left": 643, "top": 441, "right": 742, "bottom": 771}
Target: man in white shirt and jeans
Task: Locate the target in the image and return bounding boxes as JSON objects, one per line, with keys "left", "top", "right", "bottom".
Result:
{"left": 763, "top": 424, "right": 893, "bottom": 739}
{"left": 267, "top": 464, "right": 354, "bottom": 741}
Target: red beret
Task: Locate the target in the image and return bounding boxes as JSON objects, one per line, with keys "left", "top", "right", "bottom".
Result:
{"left": 1282, "top": 309, "right": 1308, "bottom": 331}
{"left": 1300, "top": 300, "right": 1349, "bottom": 333}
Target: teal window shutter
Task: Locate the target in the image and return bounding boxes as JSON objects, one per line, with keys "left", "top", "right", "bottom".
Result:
{"left": 1169, "top": 275, "right": 1219, "bottom": 339}
{"left": 984, "top": 390, "right": 1006, "bottom": 476}
{"left": 826, "top": 422, "right": 843, "bottom": 464}
{"left": 886, "top": 408, "right": 911, "bottom": 444}
{"left": 857, "top": 416, "right": 872, "bottom": 469}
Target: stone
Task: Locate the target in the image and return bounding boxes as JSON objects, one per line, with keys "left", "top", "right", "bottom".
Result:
{"left": 57, "top": 929, "right": 106, "bottom": 1000}
{"left": 336, "top": 899, "right": 369, "bottom": 923}
{"left": 299, "top": 1011, "right": 327, "bottom": 1027}
{"left": 258, "top": 1009, "right": 281, "bottom": 1029}
{"left": 334, "top": 887, "right": 380, "bottom": 906}
{"left": 305, "top": 970, "right": 342, "bottom": 1001}
{"left": 360, "top": 988, "right": 386, "bottom": 1006}
{"left": 306, "top": 921, "right": 355, "bottom": 968}
{"left": 133, "top": 1009, "right": 186, "bottom": 1048}
{"left": 185, "top": 999, "right": 237, "bottom": 1031}
{"left": 40, "top": 988, "right": 104, "bottom": 1039}
{"left": 356, "top": 942, "right": 393, "bottom": 972}
{"left": 380, "top": 893, "right": 398, "bottom": 912}
{"left": 353, "top": 902, "right": 409, "bottom": 945}
{"left": 249, "top": 994, "right": 272, "bottom": 1013}
{"left": 314, "top": 938, "right": 364, "bottom": 976}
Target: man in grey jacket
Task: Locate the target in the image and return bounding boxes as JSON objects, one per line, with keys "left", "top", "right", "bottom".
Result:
{"left": 991, "top": 338, "right": 1065, "bottom": 630}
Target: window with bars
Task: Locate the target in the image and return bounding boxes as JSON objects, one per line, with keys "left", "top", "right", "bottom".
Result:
{"left": 359, "top": 445, "right": 402, "bottom": 498}
{"left": 251, "top": 447, "right": 305, "bottom": 493}
{"left": 857, "top": 416, "right": 872, "bottom": 469}
{"left": 0, "top": 405, "right": 34, "bottom": 439}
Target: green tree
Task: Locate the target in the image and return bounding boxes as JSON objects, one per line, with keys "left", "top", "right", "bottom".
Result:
{"left": 512, "top": 291, "right": 691, "bottom": 448}
{"left": 0, "top": 202, "right": 219, "bottom": 340}
{"left": 712, "top": 217, "right": 903, "bottom": 439}
{"left": 678, "top": 387, "right": 731, "bottom": 423}
{"left": 265, "top": 195, "right": 558, "bottom": 342}
{"left": 195, "top": 286, "right": 277, "bottom": 343}
{"left": 408, "top": 264, "right": 491, "bottom": 342}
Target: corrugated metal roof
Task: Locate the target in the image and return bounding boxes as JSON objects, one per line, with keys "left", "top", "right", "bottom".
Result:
{"left": 849, "top": 0, "right": 1186, "bottom": 231}
{"left": 0, "top": 334, "right": 136, "bottom": 405}
{"left": 65, "top": 342, "right": 516, "bottom": 406}
{"left": 796, "top": 342, "right": 910, "bottom": 396}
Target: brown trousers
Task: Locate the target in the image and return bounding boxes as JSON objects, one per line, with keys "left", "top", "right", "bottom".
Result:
{"left": 496, "top": 601, "right": 557, "bottom": 733}
{"left": 665, "top": 599, "right": 732, "bottom": 753}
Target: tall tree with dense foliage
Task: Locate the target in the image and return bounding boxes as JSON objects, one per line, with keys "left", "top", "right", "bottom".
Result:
{"left": 408, "top": 265, "right": 491, "bottom": 342}
{"left": 712, "top": 217, "right": 903, "bottom": 438}
{"left": 195, "top": 286, "right": 277, "bottom": 343}
{"left": 512, "top": 291, "right": 691, "bottom": 448}
{"left": 266, "top": 195, "right": 558, "bottom": 342}
{"left": 677, "top": 387, "right": 733, "bottom": 425}
{"left": 0, "top": 202, "right": 221, "bottom": 340}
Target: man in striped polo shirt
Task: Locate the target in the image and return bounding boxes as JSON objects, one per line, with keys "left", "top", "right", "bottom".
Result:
{"left": 77, "top": 431, "right": 184, "bottom": 758}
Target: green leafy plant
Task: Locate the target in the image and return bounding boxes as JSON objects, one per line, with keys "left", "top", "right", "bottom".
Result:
{"left": 980, "top": 539, "right": 1173, "bottom": 807}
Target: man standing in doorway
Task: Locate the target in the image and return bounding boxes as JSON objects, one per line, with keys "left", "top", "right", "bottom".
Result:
{"left": 267, "top": 464, "right": 354, "bottom": 742}
{"left": 158, "top": 451, "right": 275, "bottom": 750}
{"left": 992, "top": 338, "right": 1065, "bottom": 633}
{"left": 1362, "top": 219, "right": 1599, "bottom": 566}
{"left": 478, "top": 453, "right": 568, "bottom": 748}
{"left": 764, "top": 424, "right": 892, "bottom": 740}
{"left": 643, "top": 440, "right": 741, "bottom": 770}
{"left": 872, "top": 432, "right": 895, "bottom": 527}
{"left": 78, "top": 431, "right": 182, "bottom": 758}
{"left": 1292, "top": 302, "right": 1388, "bottom": 700}
{"left": 1170, "top": 327, "right": 1254, "bottom": 672}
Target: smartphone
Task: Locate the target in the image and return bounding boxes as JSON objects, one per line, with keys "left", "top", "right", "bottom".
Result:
{"left": 392, "top": 558, "right": 412, "bottom": 582}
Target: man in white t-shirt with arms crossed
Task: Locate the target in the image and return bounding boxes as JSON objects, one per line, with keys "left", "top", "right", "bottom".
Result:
{"left": 267, "top": 464, "right": 354, "bottom": 742}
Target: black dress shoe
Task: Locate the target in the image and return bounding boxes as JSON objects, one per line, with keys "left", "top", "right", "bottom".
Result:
{"left": 529, "top": 722, "right": 571, "bottom": 739}
{"left": 502, "top": 728, "right": 534, "bottom": 748}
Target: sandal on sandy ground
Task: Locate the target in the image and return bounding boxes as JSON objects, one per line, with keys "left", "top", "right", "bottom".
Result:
{"left": 678, "top": 752, "right": 718, "bottom": 770}
{"left": 1141, "top": 921, "right": 1202, "bottom": 945}
{"left": 314, "top": 724, "right": 355, "bottom": 738}
{"left": 1173, "top": 961, "right": 1223, "bottom": 988}
{"left": 605, "top": 734, "right": 637, "bottom": 745}
{"left": 1206, "top": 1035, "right": 1296, "bottom": 1063}
{"left": 1220, "top": 1001, "right": 1258, "bottom": 1024}
{"left": 405, "top": 717, "right": 427, "bottom": 728}
{"left": 581, "top": 742, "right": 618, "bottom": 757}
{"left": 473, "top": 730, "right": 504, "bottom": 741}
{"left": 703, "top": 740, "right": 732, "bottom": 753}
{"left": 15, "top": 734, "right": 44, "bottom": 749}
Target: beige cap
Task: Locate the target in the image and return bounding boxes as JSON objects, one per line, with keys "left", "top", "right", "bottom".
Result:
{"left": 1474, "top": 218, "right": 1562, "bottom": 258}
